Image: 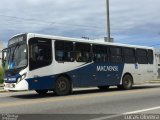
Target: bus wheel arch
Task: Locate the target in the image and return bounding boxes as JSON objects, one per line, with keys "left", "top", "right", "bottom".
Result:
{"left": 118, "top": 73, "right": 134, "bottom": 90}
{"left": 54, "top": 74, "right": 72, "bottom": 96}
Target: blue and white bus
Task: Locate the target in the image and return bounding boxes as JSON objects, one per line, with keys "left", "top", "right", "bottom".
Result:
{"left": 3, "top": 33, "right": 155, "bottom": 95}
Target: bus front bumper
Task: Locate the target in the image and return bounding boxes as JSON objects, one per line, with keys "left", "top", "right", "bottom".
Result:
{"left": 4, "top": 80, "right": 29, "bottom": 91}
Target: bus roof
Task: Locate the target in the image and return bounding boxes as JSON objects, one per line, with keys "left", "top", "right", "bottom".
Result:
{"left": 12, "top": 33, "right": 154, "bottom": 50}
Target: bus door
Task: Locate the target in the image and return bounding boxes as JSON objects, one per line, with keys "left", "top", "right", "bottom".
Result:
{"left": 145, "top": 50, "right": 154, "bottom": 81}
{"left": 155, "top": 54, "right": 160, "bottom": 79}
{"left": 134, "top": 63, "right": 143, "bottom": 83}
{"left": 135, "top": 49, "right": 154, "bottom": 83}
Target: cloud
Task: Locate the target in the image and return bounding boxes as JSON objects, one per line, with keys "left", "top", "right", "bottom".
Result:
{"left": 0, "top": 0, "right": 160, "bottom": 47}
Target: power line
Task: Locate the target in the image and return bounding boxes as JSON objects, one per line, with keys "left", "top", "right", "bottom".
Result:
{"left": 0, "top": 14, "right": 54, "bottom": 24}
{"left": 0, "top": 19, "right": 106, "bottom": 33}
{"left": 0, "top": 14, "right": 140, "bottom": 31}
{"left": 0, "top": 14, "right": 104, "bottom": 30}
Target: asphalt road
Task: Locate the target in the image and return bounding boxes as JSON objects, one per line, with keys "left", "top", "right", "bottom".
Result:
{"left": 0, "top": 84, "right": 160, "bottom": 120}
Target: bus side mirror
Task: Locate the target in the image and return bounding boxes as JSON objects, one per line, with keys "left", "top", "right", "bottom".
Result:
{"left": 2, "top": 48, "right": 7, "bottom": 68}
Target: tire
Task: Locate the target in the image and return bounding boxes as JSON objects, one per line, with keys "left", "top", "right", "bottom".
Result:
{"left": 118, "top": 74, "right": 133, "bottom": 90}
{"left": 35, "top": 90, "right": 48, "bottom": 95}
{"left": 54, "top": 76, "right": 71, "bottom": 96}
{"left": 98, "top": 86, "right": 110, "bottom": 91}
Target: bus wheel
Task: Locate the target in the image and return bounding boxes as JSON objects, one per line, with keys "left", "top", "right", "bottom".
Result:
{"left": 118, "top": 74, "right": 133, "bottom": 90}
{"left": 35, "top": 90, "right": 48, "bottom": 95}
{"left": 98, "top": 86, "right": 110, "bottom": 91}
{"left": 55, "top": 76, "right": 71, "bottom": 96}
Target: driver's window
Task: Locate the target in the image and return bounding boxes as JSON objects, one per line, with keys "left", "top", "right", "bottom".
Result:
{"left": 2, "top": 48, "right": 7, "bottom": 67}
{"left": 29, "top": 38, "right": 52, "bottom": 71}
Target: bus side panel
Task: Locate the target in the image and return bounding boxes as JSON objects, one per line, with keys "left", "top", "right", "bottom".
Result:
{"left": 122, "top": 64, "right": 155, "bottom": 85}
{"left": 26, "top": 62, "right": 125, "bottom": 90}
{"left": 26, "top": 75, "right": 56, "bottom": 90}
{"left": 121, "top": 64, "right": 137, "bottom": 84}
{"left": 67, "top": 62, "right": 125, "bottom": 87}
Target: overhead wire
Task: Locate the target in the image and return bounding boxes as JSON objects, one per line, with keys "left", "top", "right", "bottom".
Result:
{"left": 0, "top": 14, "right": 104, "bottom": 30}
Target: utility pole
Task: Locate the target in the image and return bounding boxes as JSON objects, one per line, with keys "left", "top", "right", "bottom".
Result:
{"left": 106, "top": 0, "right": 111, "bottom": 42}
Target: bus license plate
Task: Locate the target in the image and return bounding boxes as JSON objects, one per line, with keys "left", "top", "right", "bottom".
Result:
{"left": 6, "top": 84, "right": 14, "bottom": 88}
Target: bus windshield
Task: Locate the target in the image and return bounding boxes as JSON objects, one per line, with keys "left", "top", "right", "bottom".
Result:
{"left": 5, "top": 43, "right": 27, "bottom": 70}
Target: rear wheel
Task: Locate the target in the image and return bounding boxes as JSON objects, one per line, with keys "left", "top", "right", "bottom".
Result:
{"left": 54, "top": 76, "right": 71, "bottom": 96}
{"left": 118, "top": 74, "right": 133, "bottom": 90}
{"left": 98, "top": 86, "right": 110, "bottom": 91}
{"left": 35, "top": 90, "right": 48, "bottom": 95}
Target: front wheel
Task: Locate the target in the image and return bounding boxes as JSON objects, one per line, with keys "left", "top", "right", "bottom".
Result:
{"left": 35, "top": 90, "right": 48, "bottom": 95}
{"left": 118, "top": 74, "right": 133, "bottom": 90}
{"left": 54, "top": 76, "right": 71, "bottom": 96}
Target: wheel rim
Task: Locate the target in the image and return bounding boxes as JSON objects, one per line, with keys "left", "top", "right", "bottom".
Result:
{"left": 123, "top": 76, "right": 132, "bottom": 88}
{"left": 57, "top": 80, "right": 67, "bottom": 91}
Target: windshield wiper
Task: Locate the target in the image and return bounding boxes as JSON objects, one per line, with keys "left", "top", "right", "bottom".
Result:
{"left": 14, "top": 65, "right": 27, "bottom": 69}
{"left": 11, "top": 43, "right": 20, "bottom": 62}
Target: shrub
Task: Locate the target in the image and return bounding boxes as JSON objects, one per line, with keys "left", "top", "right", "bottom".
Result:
{"left": 0, "top": 66, "right": 4, "bottom": 84}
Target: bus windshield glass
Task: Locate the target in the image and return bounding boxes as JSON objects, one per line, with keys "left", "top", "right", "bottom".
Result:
{"left": 5, "top": 36, "right": 27, "bottom": 70}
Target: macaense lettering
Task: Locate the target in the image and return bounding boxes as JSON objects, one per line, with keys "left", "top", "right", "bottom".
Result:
{"left": 97, "top": 66, "right": 118, "bottom": 72}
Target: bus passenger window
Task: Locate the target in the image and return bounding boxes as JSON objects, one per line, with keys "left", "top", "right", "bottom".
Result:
{"left": 75, "top": 43, "right": 92, "bottom": 62}
{"left": 123, "top": 48, "right": 136, "bottom": 63}
{"left": 136, "top": 49, "right": 148, "bottom": 64}
{"left": 110, "top": 47, "right": 123, "bottom": 63}
{"left": 148, "top": 50, "right": 153, "bottom": 64}
{"left": 93, "top": 45, "right": 108, "bottom": 62}
{"left": 55, "top": 41, "right": 74, "bottom": 62}
{"left": 29, "top": 38, "right": 52, "bottom": 70}
{"left": 76, "top": 52, "right": 82, "bottom": 61}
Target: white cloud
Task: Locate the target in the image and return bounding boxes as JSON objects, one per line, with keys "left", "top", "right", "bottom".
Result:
{"left": 0, "top": 0, "right": 160, "bottom": 46}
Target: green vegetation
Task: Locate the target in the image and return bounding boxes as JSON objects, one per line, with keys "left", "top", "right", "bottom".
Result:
{"left": 0, "top": 66, "right": 4, "bottom": 84}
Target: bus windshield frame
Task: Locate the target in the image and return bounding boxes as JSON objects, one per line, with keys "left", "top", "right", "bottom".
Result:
{"left": 5, "top": 34, "right": 28, "bottom": 71}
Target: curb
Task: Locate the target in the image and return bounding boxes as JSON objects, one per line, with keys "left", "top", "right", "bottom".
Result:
{"left": 0, "top": 90, "right": 7, "bottom": 93}
{"left": 0, "top": 86, "right": 7, "bottom": 93}
{"left": 0, "top": 89, "right": 7, "bottom": 93}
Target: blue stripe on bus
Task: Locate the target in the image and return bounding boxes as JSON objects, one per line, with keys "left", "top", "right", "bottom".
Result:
{"left": 68, "top": 62, "right": 124, "bottom": 87}
{"left": 26, "top": 62, "right": 124, "bottom": 90}
{"left": 4, "top": 74, "right": 21, "bottom": 83}
{"left": 26, "top": 76, "right": 56, "bottom": 90}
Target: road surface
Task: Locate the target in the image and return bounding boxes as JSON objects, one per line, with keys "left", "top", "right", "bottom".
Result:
{"left": 0, "top": 85, "right": 160, "bottom": 120}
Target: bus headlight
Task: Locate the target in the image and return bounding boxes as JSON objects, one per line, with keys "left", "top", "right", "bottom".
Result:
{"left": 17, "top": 73, "right": 27, "bottom": 83}
{"left": 21, "top": 73, "right": 27, "bottom": 80}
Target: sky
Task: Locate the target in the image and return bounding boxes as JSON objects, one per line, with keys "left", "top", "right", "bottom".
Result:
{"left": 0, "top": 0, "right": 160, "bottom": 47}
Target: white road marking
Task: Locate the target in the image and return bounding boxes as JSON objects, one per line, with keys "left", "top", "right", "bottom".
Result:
{"left": 91, "top": 106, "right": 160, "bottom": 120}
{"left": 124, "top": 106, "right": 160, "bottom": 115}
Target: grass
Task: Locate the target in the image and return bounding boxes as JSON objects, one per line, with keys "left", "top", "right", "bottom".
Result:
{"left": 0, "top": 66, "right": 4, "bottom": 84}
